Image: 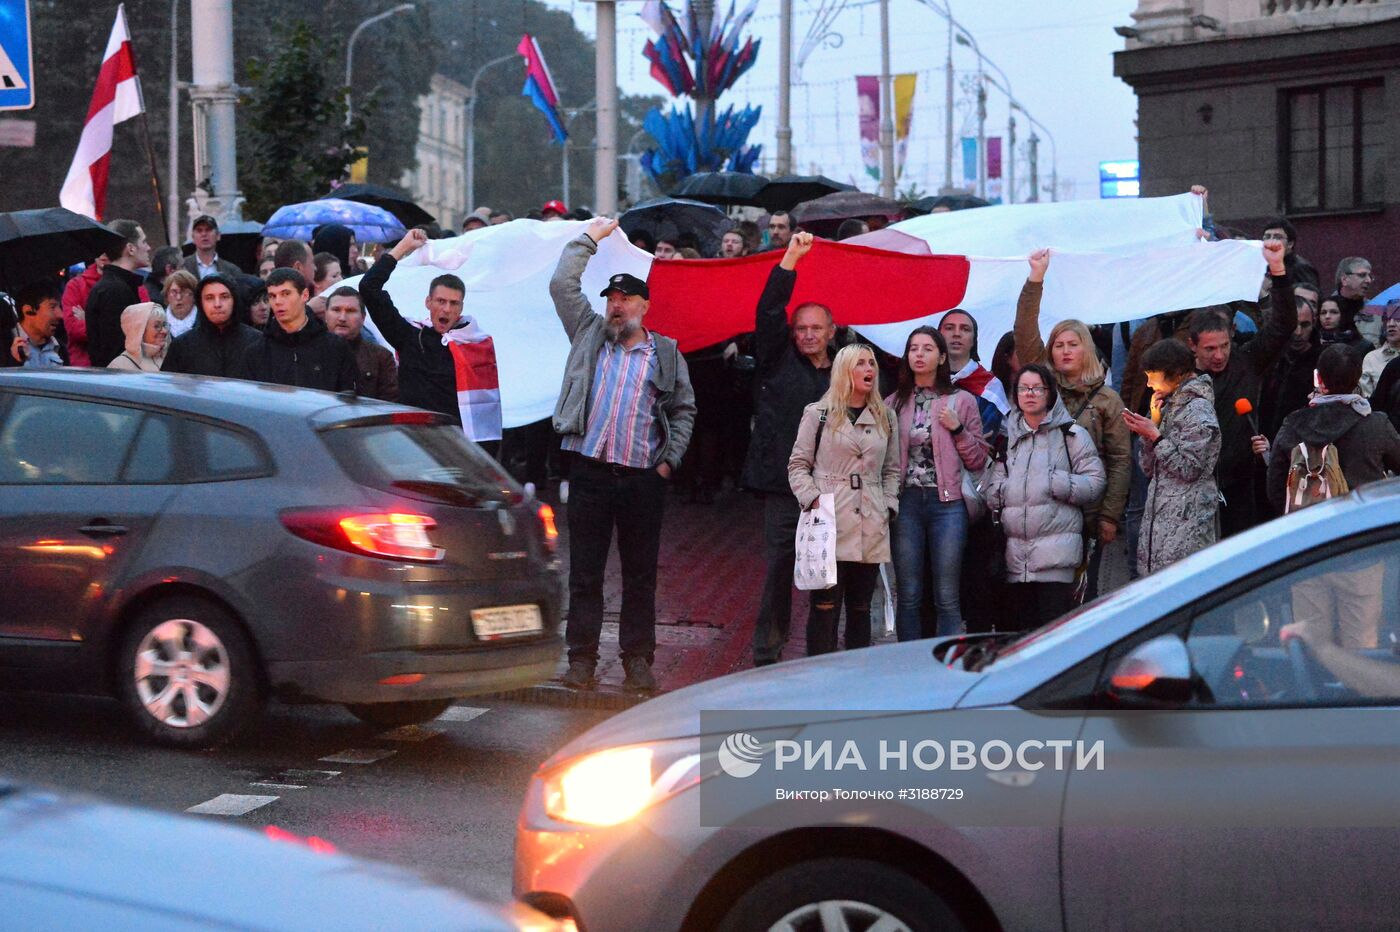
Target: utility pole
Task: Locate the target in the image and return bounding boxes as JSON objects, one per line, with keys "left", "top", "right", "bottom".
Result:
{"left": 1028, "top": 132, "right": 1040, "bottom": 203}
{"left": 776, "top": 0, "right": 793, "bottom": 175}
{"left": 877, "top": 0, "right": 895, "bottom": 198}
{"left": 975, "top": 76, "right": 986, "bottom": 199}
{"left": 465, "top": 53, "right": 515, "bottom": 212}
{"left": 167, "top": 0, "right": 179, "bottom": 244}
{"left": 189, "top": 0, "right": 242, "bottom": 223}
{"left": 943, "top": 2, "right": 954, "bottom": 193}
{"left": 594, "top": 0, "right": 619, "bottom": 215}
{"left": 1006, "top": 113, "right": 1016, "bottom": 204}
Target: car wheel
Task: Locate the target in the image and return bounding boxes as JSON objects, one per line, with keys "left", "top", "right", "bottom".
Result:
{"left": 716, "top": 858, "right": 965, "bottom": 932}
{"left": 344, "top": 699, "right": 455, "bottom": 728}
{"left": 116, "top": 597, "right": 261, "bottom": 749}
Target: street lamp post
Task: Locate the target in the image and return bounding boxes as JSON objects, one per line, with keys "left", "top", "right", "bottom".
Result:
{"left": 465, "top": 53, "right": 517, "bottom": 212}
{"left": 346, "top": 4, "right": 414, "bottom": 127}
{"left": 955, "top": 30, "right": 1018, "bottom": 203}
{"left": 1012, "top": 102, "right": 1057, "bottom": 201}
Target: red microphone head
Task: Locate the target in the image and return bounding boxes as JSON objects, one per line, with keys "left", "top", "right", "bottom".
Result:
{"left": 1234, "top": 398, "right": 1254, "bottom": 417}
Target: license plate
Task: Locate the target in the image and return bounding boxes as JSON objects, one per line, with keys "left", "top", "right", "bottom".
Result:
{"left": 471, "top": 604, "right": 543, "bottom": 639}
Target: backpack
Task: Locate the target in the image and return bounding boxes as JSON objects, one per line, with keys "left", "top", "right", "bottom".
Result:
{"left": 1285, "top": 442, "right": 1348, "bottom": 513}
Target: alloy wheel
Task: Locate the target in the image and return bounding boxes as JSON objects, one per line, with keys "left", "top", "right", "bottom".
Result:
{"left": 769, "top": 899, "right": 912, "bottom": 932}
{"left": 132, "top": 618, "right": 231, "bottom": 728}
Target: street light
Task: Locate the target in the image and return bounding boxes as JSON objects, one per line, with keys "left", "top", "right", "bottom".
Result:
{"left": 953, "top": 31, "right": 987, "bottom": 198}
{"left": 954, "top": 30, "right": 1020, "bottom": 203}
{"left": 345, "top": 4, "right": 414, "bottom": 126}
{"left": 465, "top": 53, "right": 518, "bottom": 212}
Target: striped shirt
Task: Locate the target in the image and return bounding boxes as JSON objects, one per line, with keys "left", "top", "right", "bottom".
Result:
{"left": 562, "top": 334, "right": 662, "bottom": 467}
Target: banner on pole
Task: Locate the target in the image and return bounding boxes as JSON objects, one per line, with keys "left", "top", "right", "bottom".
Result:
{"left": 894, "top": 73, "right": 916, "bottom": 180}
{"left": 960, "top": 137, "right": 978, "bottom": 190}
{"left": 856, "top": 76, "right": 879, "bottom": 180}
{"left": 986, "top": 137, "right": 1003, "bottom": 203}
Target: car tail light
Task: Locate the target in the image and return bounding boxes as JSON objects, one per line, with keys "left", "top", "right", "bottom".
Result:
{"left": 537, "top": 503, "right": 559, "bottom": 554}
{"left": 280, "top": 509, "right": 445, "bottom": 563}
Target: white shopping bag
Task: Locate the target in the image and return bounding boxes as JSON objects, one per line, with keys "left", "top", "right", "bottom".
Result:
{"left": 794, "top": 493, "right": 838, "bottom": 591}
{"left": 878, "top": 563, "right": 896, "bottom": 637}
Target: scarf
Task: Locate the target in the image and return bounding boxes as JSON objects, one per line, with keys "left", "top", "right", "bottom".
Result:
{"left": 434, "top": 316, "right": 502, "bottom": 442}
{"left": 1310, "top": 393, "right": 1371, "bottom": 416}
{"left": 951, "top": 359, "right": 1010, "bottom": 414}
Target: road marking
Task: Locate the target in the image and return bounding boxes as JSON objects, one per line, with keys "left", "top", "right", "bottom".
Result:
{"left": 319, "top": 748, "right": 397, "bottom": 765}
{"left": 250, "top": 782, "right": 307, "bottom": 790}
{"left": 186, "top": 794, "right": 279, "bottom": 817}
{"left": 440, "top": 705, "right": 489, "bottom": 723}
{"left": 377, "top": 725, "right": 444, "bottom": 742}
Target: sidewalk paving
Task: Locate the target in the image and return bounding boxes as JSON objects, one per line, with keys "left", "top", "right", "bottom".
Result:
{"left": 490, "top": 487, "right": 1127, "bottom": 710}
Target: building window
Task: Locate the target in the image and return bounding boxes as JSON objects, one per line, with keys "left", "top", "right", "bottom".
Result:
{"left": 1282, "top": 81, "right": 1384, "bottom": 212}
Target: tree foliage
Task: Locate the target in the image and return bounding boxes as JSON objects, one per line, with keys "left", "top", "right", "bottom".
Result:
{"left": 0, "top": 1, "right": 660, "bottom": 235}
{"left": 238, "top": 22, "right": 370, "bottom": 220}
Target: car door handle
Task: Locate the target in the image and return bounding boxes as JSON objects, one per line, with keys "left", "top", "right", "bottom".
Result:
{"left": 79, "top": 521, "right": 128, "bottom": 538}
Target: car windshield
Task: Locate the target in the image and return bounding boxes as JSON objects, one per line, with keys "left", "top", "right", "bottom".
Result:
{"left": 321, "top": 422, "right": 521, "bottom": 507}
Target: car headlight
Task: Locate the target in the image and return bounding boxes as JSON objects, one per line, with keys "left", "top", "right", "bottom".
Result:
{"left": 541, "top": 739, "right": 703, "bottom": 828}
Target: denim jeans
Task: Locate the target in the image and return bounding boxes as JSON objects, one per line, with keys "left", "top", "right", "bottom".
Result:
{"left": 892, "top": 487, "right": 969, "bottom": 641}
{"left": 806, "top": 561, "right": 879, "bottom": 656}
{"left": 1123, "top": 434, "right": 1150, "bottom": 581}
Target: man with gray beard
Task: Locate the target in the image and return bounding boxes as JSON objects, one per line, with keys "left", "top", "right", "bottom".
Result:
{"left": 549, "top": 217, "right": 696, "bottom": 693}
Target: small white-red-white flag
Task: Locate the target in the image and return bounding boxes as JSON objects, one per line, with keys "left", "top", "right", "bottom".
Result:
{"left": 60, "top": 4, "right": 143, "bottom": 220}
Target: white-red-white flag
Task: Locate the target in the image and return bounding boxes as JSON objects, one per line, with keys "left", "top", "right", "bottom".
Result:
{"left": 60, "top": 5, "right": 143, "bottom": 220}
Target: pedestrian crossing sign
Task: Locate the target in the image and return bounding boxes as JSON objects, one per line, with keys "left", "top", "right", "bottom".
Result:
{"left": 0, "top": 0, "right": 34, "bottom": 112}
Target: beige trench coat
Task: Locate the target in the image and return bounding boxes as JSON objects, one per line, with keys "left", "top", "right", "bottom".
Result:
{"left": 788, "top": 402, "right": 901, "bottom": 564}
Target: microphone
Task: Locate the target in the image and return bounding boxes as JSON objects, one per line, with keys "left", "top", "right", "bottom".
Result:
{"left": 1235, "top": 398, "right": 1264, "bottom": 457}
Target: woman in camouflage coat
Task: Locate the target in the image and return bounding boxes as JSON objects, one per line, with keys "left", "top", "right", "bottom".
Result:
{"left": 1122, "top": 340, "right": 1221, "bottom": 576}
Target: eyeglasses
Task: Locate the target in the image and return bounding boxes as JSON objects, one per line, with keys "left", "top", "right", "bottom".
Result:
{"left": 1017, "top": 385, "right": 1048, "bottom": 396}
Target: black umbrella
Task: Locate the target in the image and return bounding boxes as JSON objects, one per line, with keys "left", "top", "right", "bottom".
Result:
{"left": 756, "top": 174, "right": 857, "bottom": 212}
{"left": 0, "top": 208, "right": 126, "bottom": 289}
{"left": 906, "top": 193, "right": 991, "bottom": 215}
{"left": 619, "top": 197, "right": 733, "bottom": 257}
{"left": 319, "top": 184, "right": 436, "bottom": 229}
{"left": 668, "top": 171, "right": 769, "bottom": 207}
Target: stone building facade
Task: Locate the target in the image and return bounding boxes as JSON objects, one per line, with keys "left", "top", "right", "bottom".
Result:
{"left": 1116, "top": 0, "right": 1400, "bottom": 287}
{"left": 402, "top": 74, "right": 469, "bottom": 232}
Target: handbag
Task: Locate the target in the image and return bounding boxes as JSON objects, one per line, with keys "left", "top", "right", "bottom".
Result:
{"left": 794, "top": 411, "right": 839, "bottom": 591}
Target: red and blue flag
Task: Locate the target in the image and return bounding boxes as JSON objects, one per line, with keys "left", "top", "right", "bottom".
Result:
{"left": 516, "top": 34, "right": 567, "bottom": 144}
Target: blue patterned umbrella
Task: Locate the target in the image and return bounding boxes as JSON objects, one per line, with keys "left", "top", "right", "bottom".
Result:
{"left": 262, "top": 198, "right": 406, "bottom": 243}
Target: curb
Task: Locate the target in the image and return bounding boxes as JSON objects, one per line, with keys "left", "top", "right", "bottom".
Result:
{"left": 481, "top": 682, "right": 648, "bottom": 711}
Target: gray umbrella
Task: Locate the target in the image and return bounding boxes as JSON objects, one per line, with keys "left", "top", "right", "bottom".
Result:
{"left": 791, "top": 191, "right": 905, "bottom": 225}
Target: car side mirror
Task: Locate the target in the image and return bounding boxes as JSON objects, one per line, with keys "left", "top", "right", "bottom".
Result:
{"left": 1107, "top": 635, "right": 1195, "bottom": 706}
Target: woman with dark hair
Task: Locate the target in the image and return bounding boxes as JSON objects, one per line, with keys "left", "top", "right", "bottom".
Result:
{"left": 986, "top": 363, "right": 1106, "bottom": 629}
{"left": 312, "top": 223, "right": 355, "bottom": 277}
{"left": 884, "top": 327, "right": 986, "bottom": 639}
{"left": 1123, "top": 339, "right": 1221, "bottom": 575}
{"left": 990, "top": 331, "right": 1018, "bottom": 402}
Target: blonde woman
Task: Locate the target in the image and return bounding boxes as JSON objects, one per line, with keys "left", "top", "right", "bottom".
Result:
{"left": 107, "top": 302, "right": 169, "bottom": 372}
{"left": 788, "top": 344, "right": 901, "bottom": 655}
{"left": 1014, "top": 249, "right": 1131, "bottom": 597}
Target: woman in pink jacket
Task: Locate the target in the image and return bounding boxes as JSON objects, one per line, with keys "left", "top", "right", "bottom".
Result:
{"left": 885, "top": 327, "right": 987, "bottom": 640}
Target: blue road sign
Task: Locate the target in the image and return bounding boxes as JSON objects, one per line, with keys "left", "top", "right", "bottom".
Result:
{"left": 0, "top": 0, "right": 34, "bottom": 112}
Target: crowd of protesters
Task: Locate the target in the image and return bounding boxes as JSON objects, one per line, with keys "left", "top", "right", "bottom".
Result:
{"left": 4, "top": 189, "right": 1400, "bottom": 695}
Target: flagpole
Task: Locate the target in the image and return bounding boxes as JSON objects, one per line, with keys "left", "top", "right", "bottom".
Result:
{"left": 123, "top": 5, "right": 170, "bottom": 245}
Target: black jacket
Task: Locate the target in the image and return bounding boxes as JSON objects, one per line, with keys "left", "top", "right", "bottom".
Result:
{"left": 1204, "top": 271, "right": 1297, "bottom": 491}
{"left": 740, "top": 265, "right": 832, "bottom": 495}
{"left": 1370, "top": 355, "right": 1400, "bottom": 434}
{"left": 1259, "top": 340, "right": 1321, "bottom": 440}
{"left": 1267, "top": 401, "right": 1400, "bottom": 512}
{"left": 359, "top": 254, "right": 463, "bottom": 423}
{"left": 237, "top": 314, "right": 356, "bottom": 392}
{"left": 163, "top": 304, "right": 262, "bottom": 378}
{"left": 84, "top": 264, "right": 144, "bottom": 367}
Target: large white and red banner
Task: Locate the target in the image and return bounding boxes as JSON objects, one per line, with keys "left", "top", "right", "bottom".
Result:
{"left": 342, "top": 193, "right": 1265, "bottom": 430}
{"left": 60, "top": 4, "right": 143, "bottom": 220}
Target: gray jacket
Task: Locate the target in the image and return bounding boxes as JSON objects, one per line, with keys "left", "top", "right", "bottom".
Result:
{"left": 549, "top": 234, "right": 696, "bottom": 470}
{"left": 986, "top": 397, "right": 1107, "bottom": 584}
{"left": 1138, "top": 373, "right": 1221, "bottom": 576}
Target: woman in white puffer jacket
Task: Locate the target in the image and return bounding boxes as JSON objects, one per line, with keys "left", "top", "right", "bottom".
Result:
{"left": 985, "top": 363, "right": 1106, "bottom": 631}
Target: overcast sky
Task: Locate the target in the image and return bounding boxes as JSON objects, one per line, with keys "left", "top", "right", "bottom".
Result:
{"left": 541, "top": 0, "right": 1140, "bottom": 201}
